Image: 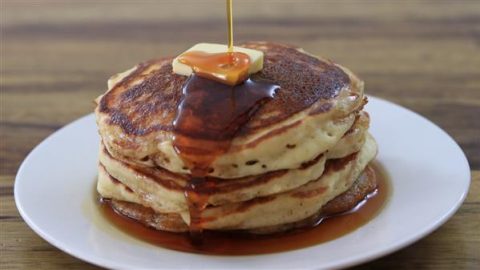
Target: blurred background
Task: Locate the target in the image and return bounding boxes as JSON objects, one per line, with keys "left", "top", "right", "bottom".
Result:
{"left": 1, "top": 1, "right": 479, "bottom": 269}
{"left": 2, "top": 1, "right": 479, "bottom": 169}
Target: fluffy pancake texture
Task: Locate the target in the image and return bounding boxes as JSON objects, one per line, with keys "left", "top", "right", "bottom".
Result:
{"left": 99, "top": 134, "right": 377, "bottom": 232}
{"left": 95, "top": 41, "right": 378, "bottom": 233}
{"left": 95, "top": 42, "right": 365, "bottom": 178}
{"left": 105, "top": 165, "right": 377, "bottom": 234}
{"left": 98, "top": 111, "right": 370, "bottom": 213}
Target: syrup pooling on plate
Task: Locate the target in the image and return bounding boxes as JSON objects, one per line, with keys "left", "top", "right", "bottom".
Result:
{"left": 100, "top": 163, "right": 390, "bottom": 255}
{"left": 173, "top": 74, "right": 279, "bottom": 241}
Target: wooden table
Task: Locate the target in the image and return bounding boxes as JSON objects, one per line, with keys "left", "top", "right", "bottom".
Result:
{"left": 1, "top": 1, "right": 479, "bottom": 269}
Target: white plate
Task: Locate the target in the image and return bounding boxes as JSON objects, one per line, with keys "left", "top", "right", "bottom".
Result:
{"left": 15, "top": 97, "right": 470, "bottom": 270}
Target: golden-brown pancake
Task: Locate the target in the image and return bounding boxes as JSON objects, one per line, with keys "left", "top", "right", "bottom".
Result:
{"left": 95, "top": 42, "right": 365, "bottom": 178}
{"left": 98, "top": 134, "right": 377, "bottom": 231}
{"left": 98, "top": 112, "right": 370, "bottom": 213}
{"left": 95, "top": 41, "right": 378, "bottom": 234}
{"left": 103, "top": 161, "right": 377, "bottom": 234}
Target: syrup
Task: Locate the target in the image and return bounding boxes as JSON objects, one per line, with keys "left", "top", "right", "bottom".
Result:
{"left": 101, "top": 0, "right": 388, "bottom": 252}
{"left": 177, "top": 51, "right": 250, "bottom": 86}
{"left": 173, "top": 74, "right": 279, "bottom": 241}
{"left": 172, "top": 0, "right": 280, "bottom": 242}
{"left": 100, "top": 163, "right": 390, "bottom": 255}
{"left": 176, "top": 0, "right": 247, "bottom": 86}
{"left": 226, "top": 0, "right": 233, "bottom": 52}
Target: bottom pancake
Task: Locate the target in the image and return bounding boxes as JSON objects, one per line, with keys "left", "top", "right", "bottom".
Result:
{"left": 103, "top": 165, "right": 377, "bottom": 234}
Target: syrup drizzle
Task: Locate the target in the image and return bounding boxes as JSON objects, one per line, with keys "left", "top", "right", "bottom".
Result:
{"left": 176, "top": 0, "right": 246, "bottom": 86}
{"left": 226, "top": 0, "right": 234, "bottom": 52}
{"left": 173, "top": 75, "right": 279, "bottom": 242}
{"left": 172, "top": 0, "right": 281, "bottom": 243}
{"left": 98, "top": 0, "right": 389, "bottom": 254}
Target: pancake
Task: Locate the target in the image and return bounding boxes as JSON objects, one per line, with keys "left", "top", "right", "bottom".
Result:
{"left": 190, "top": 134, "right": 377, "bottom": 230}
{"left": 95, "top": 42, "right": 365, "bottom": 178}
{"left": 95, "top": 40, "right": 379, "bottom": 235}
{"left": 98, "top": 133, "right": 377, "bottom": 231}
{"left": 104, "top": 166, "right": 376, "bottom": 234}
{"left": 98, "top": 111, "right": 370, "bottom": 213}
{"left": 253, "top": 165, "right": 378, "bottom": 234}
{"left": 98, "top": 136, "right": 376, "bottom": 233}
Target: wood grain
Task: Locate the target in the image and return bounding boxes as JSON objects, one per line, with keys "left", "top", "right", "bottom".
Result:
{"left": 1, "top": 0, "right": 479, "bottom": 269}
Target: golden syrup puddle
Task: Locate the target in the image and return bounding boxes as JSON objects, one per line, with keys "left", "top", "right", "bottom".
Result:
{"left": 99, "top": 162, "right": 390, "bottom": 255}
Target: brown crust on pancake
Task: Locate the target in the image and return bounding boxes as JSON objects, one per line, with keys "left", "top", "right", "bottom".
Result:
{"left": 324, "top": 152, "right": 358, "bottom": 173}
{"left": 236, "top": 120, "right": 303, "bottom": 150}
{"left": 106, "top": 199, "right": 189, "bottom": 233}
{"left": 102, "top": 147, "right": 185, "bottom": 191}
{"left": 101, "top": 145, "right": 327, "bottom": 196}
{"left": 290, "top": 153, "right": 359, "bottom": 199}
{"left": 100, "top": 163, "right": 134, "bottom": 193}
{"left": 291, "top": 186, "right": 328, "bottom": 199}
{"left": 98, "top": 42, "right": 351, "bottom": 138}
{"left": 99, "top": 58, "right": 185, "bottom": 136}
{"left": 321, "top": 165, "right": 377, "bottom": 215}
{"left": 106, "top": 165, "right": 377, "bottom": 233}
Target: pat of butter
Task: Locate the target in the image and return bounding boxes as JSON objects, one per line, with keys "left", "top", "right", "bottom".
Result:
{"left": 172, "top": 43, "right": 264, "bottom": 77}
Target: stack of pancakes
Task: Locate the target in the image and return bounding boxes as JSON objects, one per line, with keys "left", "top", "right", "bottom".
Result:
{"left": 95, "top": 42, "right": 378, "bottom": 234}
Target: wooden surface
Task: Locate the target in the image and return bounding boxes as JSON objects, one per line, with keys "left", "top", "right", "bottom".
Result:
{"left": 1, "top": 0, "right": 479, "bottom": 269}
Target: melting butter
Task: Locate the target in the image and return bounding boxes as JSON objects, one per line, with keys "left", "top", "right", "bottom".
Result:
{"left": 172, "top": 43, "right": 263, "bottom": 77}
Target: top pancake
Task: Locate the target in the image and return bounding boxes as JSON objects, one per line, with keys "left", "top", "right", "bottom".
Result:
{"left": 95, "top": 41, "right": 365, "bottom": 178}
